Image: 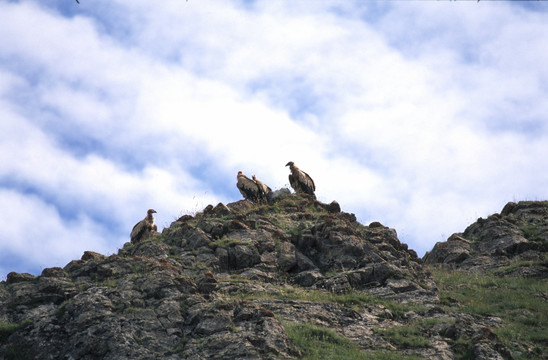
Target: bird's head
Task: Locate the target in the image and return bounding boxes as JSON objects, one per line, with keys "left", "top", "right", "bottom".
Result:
{"left": 285, "top": 161, "right": 294, "bottom": 167}
{"left": 147, "top": 209, "right": 157, "bottom": 214}
{"left": 237, "top": 171, "right": 243, "bottom": 176}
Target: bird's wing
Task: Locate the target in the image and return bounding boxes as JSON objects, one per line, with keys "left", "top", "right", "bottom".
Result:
{"left": 301, "top": 171, "right": 315, "bottom": 192}
{"left": 238, "top": 176, "right": 261, "bottom": 201}
{"left": 288, "top": 174, "right": 299, "bottom": 192}
{"left": 130, "top": 220, "right": 145, "bottom": 242}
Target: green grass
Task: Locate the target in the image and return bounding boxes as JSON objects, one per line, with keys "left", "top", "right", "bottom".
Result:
{"left": 520, "top": 223, "right": 547, "bottom": 244}
{"left": 229, "top": 286, "right": 373, "bottom": 307}
{"left": 228, "top": 285, "right": 428, "bottom": 319}
{"left": 0, "top": 322, "right": 21, "bottom": 341}
{"left": 287, "top": 226, "right": 304, "bottom": 237}
{"left": 373, "top": 319, "right": 434, "bottom": 349}
{"left": 0, "top": 321, "right": 32, "bottom": 357}
{"left": 208, "top": 236, "right": 247, "bottom": 249}
{"left": 284, "top": 322, "right": 421, "bottom": 360}
{"left": 431, "top": 267, "right": 548, "bottom": 359}
{"left": 492, "top": 254, "right": 548, "bottom": 276}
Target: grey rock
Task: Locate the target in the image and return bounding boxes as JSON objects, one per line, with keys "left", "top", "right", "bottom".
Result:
{"left": 6, "top": 272, "right": 37, "bottom": 284}
{"left": 424, "top": 201, "right": 548, "bottom": 276}
{"left": 327, "top": 200, "right": 341, "bottom": 213}
{"left": 276, "top": 241, "right": 297, "bottom": 272}
{"left": 268, "top": 188, "right": 291, "bottom": 203}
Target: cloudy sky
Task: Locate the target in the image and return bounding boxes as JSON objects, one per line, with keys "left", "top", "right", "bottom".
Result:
{"left": 1, "top": 0, "right": 547, "bottom": 280}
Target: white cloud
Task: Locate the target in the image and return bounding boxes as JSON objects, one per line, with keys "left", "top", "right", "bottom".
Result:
{"left": 0, "top": 189, "right": 111, "bottom": 279}
{"left": 1, "top": 0, "right": 547, "bottom": 278}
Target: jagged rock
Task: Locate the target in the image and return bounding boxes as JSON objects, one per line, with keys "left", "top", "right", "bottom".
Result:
{"left": 81, "top": 250, "right": 106, "bottom": 261}
{"left": 276, "top": 241, "right": 297, "bottom": 272}
{"left": 212, "top": 202, "right": 231, "bottom": 216}
{"left": 268, "top": 188, "right": 291, "bottom": 203}
{"left": 196, "top": 271, "right": 217, "bottom": 294}
{"left": 423, "top": 234, "right": 472, "bottom": 265}
{"left": 327, "top": 200, "right": 341, "bottom": 213}
{"left": 293, "top": 270, "right": 323, "bottom": 287}
{"left": 424, "top": 201, "right": 548, "bottom": 276}
{"left": 228, "top": 244, "right": 261, "bottom": 270}
{"left": 6, "top": 272, "right": 36, "bottom": 284}
{"left": 369, "top": 221, "right": 385, "bottom": 228}
{"left": 199, "top": 220, "right": 226, "bottom": 238}
{"left": 40, "top": 267, "right": 65, "bottom": 278}
{"left": 226, "top": 219, "right": 249, "bottom": 231}
{"left": 294, "top": 250, "right": 317, "bottom": 272}
{"left": 226, "top": 199, "right": 253, "bottom": 213}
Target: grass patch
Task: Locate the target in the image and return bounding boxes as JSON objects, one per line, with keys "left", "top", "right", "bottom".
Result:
{"left": 229, "top": 286, "right": 377, "bottom": 309}
{"left": 287, "top": 226, "right": 303, "bottom": 237}
{"left": 285, "top": 322, "right": 421, "bottom": 360}
{"left": 492, "top": 255, "right": 548, "bottom": 276}
{"left": 373, "top": 319, "right": 434, "bottom": 349}
{"left": 228, "top": 286, "right": 428, "bottom": 318}
{"left": 520, "top": 222, "right": 547, "bottom": 244}
{"left": 431, "top": 267, "right": 548, "bottom": 359}
{"left": 0, "top": 319, "right": 32, "bottom": 342}
{"left": 0, "top": 322, "right": 21, "bottom": 341}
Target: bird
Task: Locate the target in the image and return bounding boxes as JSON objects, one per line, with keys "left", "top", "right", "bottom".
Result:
{"left": 252, "top": 174, "right": 272, "bottom": 202}
{"left": 286, "top": 161, "right": 316, "bottom": 198}
{"left": 130, "top": 209, "right": 157, "bottom": 243}
{"left": 237, "top": 171, "right": 263, "bottom": 203}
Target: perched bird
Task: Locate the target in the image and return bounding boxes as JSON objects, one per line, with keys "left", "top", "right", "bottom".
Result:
{"left": 130, "top": 209, "right": 157, "bottom": 243}
{"left": 237, "top": 171, "right": 263, "bottom": 203}
{"left": 252, "top": 174, "right": 272, "bottom": 202}
{"left": 286, "top": 161, "right": 316, "bottom": 198}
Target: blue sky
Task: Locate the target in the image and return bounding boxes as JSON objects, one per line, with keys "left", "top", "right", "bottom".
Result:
{"left": 1, "top": 0, "right": 547, "bottom": 280}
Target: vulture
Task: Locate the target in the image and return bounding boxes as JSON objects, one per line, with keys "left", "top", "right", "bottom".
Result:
{"left": 130, "top": 209, "right": 157, "bottom": 243}
{"left": 286, "top": 161, "right": 316, "bottom": 198}
{"left": 237, "top": 171, "right": 263, "bottom": 203}
{"left": 252, "top": 174, "right": 272, "bottom": 201}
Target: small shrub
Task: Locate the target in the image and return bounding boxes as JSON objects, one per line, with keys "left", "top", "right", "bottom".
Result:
{"left": 287, "top": 227, "right": 302, "bottom": 237}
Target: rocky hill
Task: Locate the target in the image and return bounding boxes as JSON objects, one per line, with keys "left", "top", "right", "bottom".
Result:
{"left": 424, "top": 201, "right": 548, "bottom": 277}
{"left": 1, "top": 195, "right": 546, "bottom": 359}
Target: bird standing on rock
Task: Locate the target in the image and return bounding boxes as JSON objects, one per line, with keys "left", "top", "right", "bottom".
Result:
{"left": 130, "top": 209, "right": 157, "bottom": 243}
{"left": 252, "top": 174, "right": 272, "bottom": 202}
{"left": 237, "top": 171, "right": 263, "bottom": 203}
{"left": 286, "top": 161, "right": 316, "bottom": 198}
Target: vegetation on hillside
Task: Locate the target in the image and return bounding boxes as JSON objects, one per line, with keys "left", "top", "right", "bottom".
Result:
{"left": 432, "top": 267, "right": 548, "bottom": 359}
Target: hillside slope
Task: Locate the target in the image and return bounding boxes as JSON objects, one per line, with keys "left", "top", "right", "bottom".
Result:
{"left": 0, "top": 195, "right": 546, "bottom": 359}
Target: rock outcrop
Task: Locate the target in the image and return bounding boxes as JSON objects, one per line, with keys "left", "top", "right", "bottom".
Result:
{"left": 1, "top": 195, "right": 541, "bottom": 359}
{"left": 423, "top": 201, "right": 548, "bottom": 277}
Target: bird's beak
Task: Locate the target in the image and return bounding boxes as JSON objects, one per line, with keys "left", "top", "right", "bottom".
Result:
{"left": 285, "top": 162, "right": 291, "bottom": 167}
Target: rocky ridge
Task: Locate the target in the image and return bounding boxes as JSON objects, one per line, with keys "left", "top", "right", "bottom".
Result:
{"left": 0, "top": 195, "right": 546, "bottom": 359}
{"left": 424, "top": 201, "right": 548, "bottom": 277}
